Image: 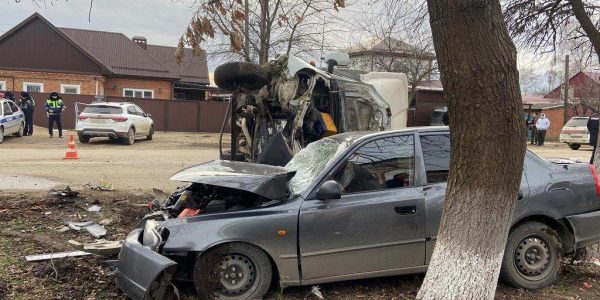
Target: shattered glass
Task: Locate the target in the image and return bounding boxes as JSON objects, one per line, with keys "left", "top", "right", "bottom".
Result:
{"left": 286, "top": 138, "right": 349, "bottom": 194}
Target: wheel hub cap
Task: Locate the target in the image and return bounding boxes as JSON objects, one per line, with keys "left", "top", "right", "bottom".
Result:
{"left": 217, "top": 254, "right": 256, "bottom": 296}
{"left": 515, "top": 236, "right": 550, "bottom": 276}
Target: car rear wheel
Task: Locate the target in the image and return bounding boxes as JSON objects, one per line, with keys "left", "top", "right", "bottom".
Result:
{"left": 0, "top": 127, "right": 4, "bottom": 144}
{"left": 568, "top": 143, "right": 581, "bottom": 150}
{"left": 78, "top": 135, "right": 90, "bottom": 143}
{"left": 194, "top": 243, "right": 272, "bottom": 300}
{"left": 500, "top": 221, "right": 562, "bottom": 289}
{"left": 147, "top": 125, "right": 154, "bottom": 140}
{"left": 15, "top": 122, "right": 24, "bottom": 137}
{"left": 124, "top": 127, "right": 135, "bottom": 145}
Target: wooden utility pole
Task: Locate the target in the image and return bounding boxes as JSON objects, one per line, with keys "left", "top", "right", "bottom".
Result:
{"left": 564, "top": 54, "right": 570, "bottom": 124}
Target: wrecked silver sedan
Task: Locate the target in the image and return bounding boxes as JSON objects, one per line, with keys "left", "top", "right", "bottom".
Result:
{"left": 214, "top": 54, "right": 392, "bottom": 165}
{"left": 117, "top": 127, "right": 600, "bottom": 299}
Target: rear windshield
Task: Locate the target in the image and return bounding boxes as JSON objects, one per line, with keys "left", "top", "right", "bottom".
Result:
{"left": 565, "top": 117, "right": 588, "bottom": 127}
{"left": 82, "top": 105, "right": 123, "bottom": 115}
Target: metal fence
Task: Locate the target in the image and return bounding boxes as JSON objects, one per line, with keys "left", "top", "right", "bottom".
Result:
{"left": 22, "top": 92, "right": 229, "bottom": 133}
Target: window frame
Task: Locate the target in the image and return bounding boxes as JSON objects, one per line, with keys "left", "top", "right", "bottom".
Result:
{"left": 0, "top": 81, "right": 6, "bottom": 91}
{"left": 123, "top": 88, "right": 154, "bottom": 99}
{"left": 23, "top": 82, "right": 44, "bottom": 93}
{"left": 2, "top": 102, "right": 11, "bottom": 116}
{"left": 60, "top": 84, "right": 81, "bottom": 95}
{"left": 9, "top": 101, "right": 19, "bottom": 113}
{"left": 419, "top": 132, "right": 451, "bottom": 185}
{"left": 307, "top": 132, "right": 425, "bottom": 200}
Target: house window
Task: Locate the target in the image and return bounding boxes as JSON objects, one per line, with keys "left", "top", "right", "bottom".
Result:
{"left": 61, "top": 84, "right": 81, "bottom": 94}
{"left": 0, "top": 81, "right": 6, "bottom": 91}
{"left": 23, "top": 82, "right": 44, "bottom": 93}
{"left": 123, "top": 88, "right": 153, "bottom": 99}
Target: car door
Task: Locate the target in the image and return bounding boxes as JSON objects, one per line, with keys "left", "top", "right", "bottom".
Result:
{"left": 126, "top": 106, "right": 142, "bottom": 135}
{"left": 134, "top": 106, "right": 151, "bottom": 134}
{"left": 9, "top": 101, "right": 23, "bottom": 129}
{"left": 419, "top": 132, "right": 531, "bottom": 264}
{"left": 299, "top": 133, "right": 427, "bottom": 283}
{"left": 2, "top": 101, "right": 17, "bottom": 134}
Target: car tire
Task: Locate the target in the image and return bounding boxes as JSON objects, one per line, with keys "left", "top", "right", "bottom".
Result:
{"left": 15, "top": 122, "right": 24, "bottom": 137}
{"left": 78, "top": 135, "right": 90, "bottom": 143}
{"left": 214, "top": 62, "right": 269, "bottom": 92}
{"left": 194, "top": 243, "right": 272, "bottom": 300}
{"left": 147, "top": 125, "right": 154, "bottom": 140}
{"left": 568, "top": 143, "right": 581, "bottom": 150}
{"left": 124, "top": 127, "right": 135, "bottom": 145}
{"left": 0, "top": 127, "right": 4, "bottom": 144}
{"left": 500, "top": 221, "right": 562, "bottom": 289}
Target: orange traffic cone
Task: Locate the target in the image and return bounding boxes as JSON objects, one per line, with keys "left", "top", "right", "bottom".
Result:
{"left": 63, "top": 134, "right": 79, "bottom": 160}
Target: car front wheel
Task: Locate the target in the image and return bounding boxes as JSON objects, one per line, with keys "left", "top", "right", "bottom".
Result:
{"left": 15, "top": 122, "right": 24, "bottom": 137}
{"left": 194, "top": 243, "right": 272, "bottom": 300}
{"left": 0, "top": 127, "right": 4, "bottom": 144}
{"left": 500, "top": 221, "right": 562, "bottom": 289}
{"left": 147, "top": 125, "right": 154, "bottom": 140}
{"left": 568, "top": 143, "right": 581, "bottom": 150}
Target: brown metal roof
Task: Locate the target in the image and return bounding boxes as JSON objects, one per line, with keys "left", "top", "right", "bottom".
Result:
{"left": 59, "top": 28, "right": 177, "bottom": 79}
{"left": 146, "top": 45, "right": 209, "bottom": 84}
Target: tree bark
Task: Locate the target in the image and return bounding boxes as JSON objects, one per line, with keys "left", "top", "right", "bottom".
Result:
{"left": 416, "top": 1, "right": 525, "bottom": 299}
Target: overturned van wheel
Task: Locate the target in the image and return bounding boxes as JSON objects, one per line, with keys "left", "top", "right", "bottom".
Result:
{"left": 214, "top": 62, "right": 269, "bottom": 92}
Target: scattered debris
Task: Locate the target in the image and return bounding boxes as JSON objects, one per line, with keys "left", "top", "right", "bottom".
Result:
{"left": 49, "top": 186, "right": 79, "bottom": 197}
{"left": 68, "top": 239, "right": 123, "bottom": 256}
{"left": 64, "top": 221, "right": 107, "bottom": 238}
{"left": 87, "top": 205, "right": 102, "bottom": 212}
{"left": 25, "top": 251, "right": 91, "bottom": 262}
{"left": 58, "top": 226, "right": 70, "bottom": 233}
{"left": 44, "top": 211, "right": 52, "bottom": 215}
{"left": 584, "top": 282, "right": 592, "bottom": 289}
{"left": 593, "top": 258, "right": 600, "bottom": 267}
{"left": 310, "top": 285, "right": 324, "bottom": 300}
{"left": 83, "top": 240, "right": 123, "bottom": 256}
{"left": 99, "top": 218, "right": 113, "bottom": 226}
{"left": 85, "top": 180, "right": 114, "bottom": 191}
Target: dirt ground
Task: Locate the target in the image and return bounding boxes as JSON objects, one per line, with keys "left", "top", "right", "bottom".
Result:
{"left": 0, "top": 126, "right": 228, "bottom": 191}
{"left": 0, "top": 190, "right": 600, "bottom": 300}
{"left": 2, "top": 130, "right": 600, "bottom": 299}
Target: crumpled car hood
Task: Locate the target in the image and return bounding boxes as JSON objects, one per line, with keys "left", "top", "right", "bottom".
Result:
{"left": 170, "top": 160, "right": 296, "bottom": 200}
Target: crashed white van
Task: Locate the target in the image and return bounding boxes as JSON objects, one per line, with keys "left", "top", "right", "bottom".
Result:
{"left": 214, "top": 54, "right": 407, "bottom": 165}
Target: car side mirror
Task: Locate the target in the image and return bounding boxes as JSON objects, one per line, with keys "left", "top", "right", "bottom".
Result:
{"left": 317, "top": 180, "right": 341, "bottom": 200}
{"left": 144, "top": 113, "right": 151, "bottom": 118}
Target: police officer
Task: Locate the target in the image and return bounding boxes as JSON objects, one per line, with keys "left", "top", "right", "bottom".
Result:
{"left": 18, "top": 92, "right": 35, "bottom": 136}
{"left": 44, "top": 92, "right": 65, "bottom": 138}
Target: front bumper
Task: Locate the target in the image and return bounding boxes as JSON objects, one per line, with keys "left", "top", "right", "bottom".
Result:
{"left": 116, "top": 229, "right": 177, "bottom": 300}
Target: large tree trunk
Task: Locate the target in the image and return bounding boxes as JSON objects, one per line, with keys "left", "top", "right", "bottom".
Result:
{"left": 569, "top": 0, "right": 600, "bottom": 262}
{"left": 416, "top": 1, "right": 525, "bottom": 299}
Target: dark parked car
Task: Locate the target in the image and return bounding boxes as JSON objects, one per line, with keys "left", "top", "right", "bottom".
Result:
{"left": 117, "top": 126, "right": 600, "bottom": 300}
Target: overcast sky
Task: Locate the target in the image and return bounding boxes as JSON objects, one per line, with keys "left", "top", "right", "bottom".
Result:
{"left": 1, "top": 0, "right": 195, "bottom": 47}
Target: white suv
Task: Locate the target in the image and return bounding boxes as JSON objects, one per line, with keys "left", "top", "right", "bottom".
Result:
{"left": 75, "top": 102, "right": 154, "bottom": 145}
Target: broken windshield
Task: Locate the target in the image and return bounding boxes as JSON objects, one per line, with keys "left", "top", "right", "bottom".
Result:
{"left": 286, "top": 138, "right": 349, "bottom": 194}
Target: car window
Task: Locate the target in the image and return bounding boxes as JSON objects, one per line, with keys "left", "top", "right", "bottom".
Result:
{"left": 2, "top": 102, "right": 11, "bottom": 115}
{"left": 134, "top": 106, "right": 145, "bottom": 115}
{"left": 82, "top": 105, "right": 123, "bottom": 114}
{"left": 420, "top": 134, "right": 451, "bottom": 184}
{"left": 565, "top": 117, "right": 588, "bottom": 127}
{"left": 331, "top": 135, "right": 415, "bottom": 194}
{"left": 9, "top": 101, "right": 19, "bottom": 113}
{"left": 127, "top": 106, "right": 137, "bottom": 115}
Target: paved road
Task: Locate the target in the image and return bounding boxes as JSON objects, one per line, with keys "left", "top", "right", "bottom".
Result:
{"left": 0, "top": 126, "right": 227, "bottom": 191}
{"left": 0, "top": 126, "right": 593, "bottom": 192}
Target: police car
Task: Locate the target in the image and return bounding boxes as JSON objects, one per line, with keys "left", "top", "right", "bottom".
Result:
{"left": 0, "top": 96, "right": 25, "bottom": 144}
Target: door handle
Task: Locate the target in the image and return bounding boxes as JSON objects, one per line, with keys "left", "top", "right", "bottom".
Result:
{"left": 395, "top": 205, "right": 417, "bottom": 215}
{"left": 517, "top": 191, "right": 524, "bottom": 200}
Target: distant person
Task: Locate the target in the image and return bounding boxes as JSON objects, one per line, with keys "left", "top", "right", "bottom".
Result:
{"left": 18, "top": 92, "right": 35, "bottom": 136}
{"left": 44, "top": 92, "right": 65, "bottom": 138}
{"left": 535, "top": 113, "right": 550, "bottom": 146}
{"left": 588, "top": 113, "right": 599, "bottom": 164}
{"left": 529, "top": 113, "right": 538, "bottom": 145}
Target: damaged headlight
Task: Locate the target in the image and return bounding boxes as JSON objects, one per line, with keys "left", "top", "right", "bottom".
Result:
{"left": 142, "top": 220, "right": 163, "bottom": 251}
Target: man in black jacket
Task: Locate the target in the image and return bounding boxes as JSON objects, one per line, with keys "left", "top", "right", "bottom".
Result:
{"left": 18, "top": 92, "right": 35, "bottom": 136}
{"left": 587, "top": 114, "right": 599, "bottom": 164}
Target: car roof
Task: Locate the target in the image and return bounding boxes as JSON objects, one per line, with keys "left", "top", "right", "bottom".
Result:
{"left": 87, "top": 102, "right": 134, "bottom": 107}
{"left": 329, "top": 126, "right": 449, "bottom": 144}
